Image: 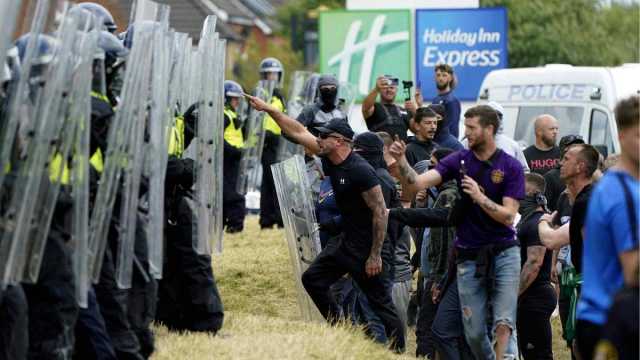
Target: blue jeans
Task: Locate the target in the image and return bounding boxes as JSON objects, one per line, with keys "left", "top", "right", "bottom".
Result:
{"left": 457, "top": 246, "right": 520, "bottom": 360}
{"left": 432, "top": 279, "right": 474, "bottom": 360}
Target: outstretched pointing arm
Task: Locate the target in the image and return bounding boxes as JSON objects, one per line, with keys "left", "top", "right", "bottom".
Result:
{"left": 245, "top": 94, "right": 320, "bottom": 154}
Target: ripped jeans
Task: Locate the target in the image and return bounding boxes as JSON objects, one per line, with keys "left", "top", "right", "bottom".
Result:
{"left": 457, "top": 245, "right": 520, "bottom": 360}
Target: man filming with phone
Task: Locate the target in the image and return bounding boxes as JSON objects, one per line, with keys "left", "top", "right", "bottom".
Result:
{"left": 363, "top": 75, "right": 415, "bottom": 142}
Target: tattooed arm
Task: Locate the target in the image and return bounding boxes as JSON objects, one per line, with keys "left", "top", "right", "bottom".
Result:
{"left": 362, "top": 185, "right": 388, "bottom": 277}
{"left": 389, "top": 139, "right": 442, "bottom": 201}
{"left": 519, "top": 245, "right": 545, "bottom": 295}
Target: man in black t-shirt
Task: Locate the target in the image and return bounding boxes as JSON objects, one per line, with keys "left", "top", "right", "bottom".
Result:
{"left": 245, "top": 94, "right": 406, "bottom": 353}
{"left": 539, "top": 144, "right": 599, "bottom": 274}
{"left": 524, "top": 114, "right": 561, "bottom": 175}
{"left": 362, "top": 75, "right": 413, "bottom": 141}
{"left": 544, "top": 135, "right": 584, "bottom": 212}
{"left": 517, "top": 173, "right": 556, "bottom": 360}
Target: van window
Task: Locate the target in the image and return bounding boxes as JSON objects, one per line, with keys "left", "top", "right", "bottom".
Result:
{"left": 513, "top": 106, "right": 584, "bottom": 147}
{"left": 589, "top": 109, "right": 614, "bottom": 154}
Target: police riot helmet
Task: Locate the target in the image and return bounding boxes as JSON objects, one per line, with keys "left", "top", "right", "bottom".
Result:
{"left": 93, "top": 31, "right": 128, "bottom": 96}
{"left": 224, "top": 80, "right": 244, "bottom": 98}
{"left": 75, "top": 2, "right": 117, "bottom": 33}
{"left": 15, "top": 33, "right": 57, "bottom": 66}
{"left": 259, "top": 57, "right": 284, "bottom": 87}
{"left": 97, "top": 30, "right": 128, "bottom": 62}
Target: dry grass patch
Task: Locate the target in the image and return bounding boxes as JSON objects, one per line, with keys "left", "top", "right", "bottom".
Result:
{"left": 153, "top": 312, "right": 414, "bottom": 360}
{"left": 152, "top": 215, "right": 570, "bottom": 359}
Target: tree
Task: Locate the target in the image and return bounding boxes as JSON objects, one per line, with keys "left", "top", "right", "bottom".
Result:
{"left": 228, "top": 32, "right": 304, "bottom": 99}
{"left": 481, "top": 0, "right": 639, "bottom": 67}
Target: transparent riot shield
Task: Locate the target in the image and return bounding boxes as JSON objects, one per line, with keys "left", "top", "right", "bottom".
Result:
{"left": 70, "top": 29, "right": 97, "bottom": 308}
{"left": 236, "top": 79, "right": 276, "bottom": 195}
{"left": 145, "top": 29, "right": 174, "bottom": 279}
{"left": 2, "top": 11, "right": 84, "bottom": 284}
{"left": 271, "top": 155, "right": 323, "bottom": 322}
{"left": 0, "top": 1, "right": 21, "bottom": 72}
{"left": 337, "top": 81, "right": 357, "bottom": 119}
{"left": 0, "top": 0, "right": 62, "bottom": 287}
{"left": 191, "top": 15, "right": 225, "bottom": 255}
{"left": 87, "top": 6, "right": 164, "bottom": 285}
{"left": 115, "top": 3, "right": 169, "bottom": 289}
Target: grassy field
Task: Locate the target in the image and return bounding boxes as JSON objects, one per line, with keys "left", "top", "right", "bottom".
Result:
{"left": 152, "top": 215, "right": 571, "bottom": 359}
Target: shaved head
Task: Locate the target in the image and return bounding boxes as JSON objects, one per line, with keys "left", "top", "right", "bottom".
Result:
{"left": 534, "top": 114, "right": 559, "bottom": 148}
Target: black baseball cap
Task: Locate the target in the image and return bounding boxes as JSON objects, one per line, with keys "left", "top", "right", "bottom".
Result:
{"left": 559, "top": 134, "right": 584, "bottom": 152}
{"left": 315, "top": 118, "right": 354, "bottom": 140}
{"left": 353, "top": 132, "right": 383, "bottom": 153}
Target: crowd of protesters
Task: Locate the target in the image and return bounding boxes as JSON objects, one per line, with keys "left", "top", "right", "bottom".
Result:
{"left": 246, "top": 62, "right": 639, "bottom": 360}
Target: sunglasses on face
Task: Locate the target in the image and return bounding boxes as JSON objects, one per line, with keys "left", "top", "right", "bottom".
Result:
{"left": 319, "top": 133, "right": 349, "bottom": 141}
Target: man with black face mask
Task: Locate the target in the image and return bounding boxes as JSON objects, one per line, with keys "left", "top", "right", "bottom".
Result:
{"left": 517, "top": 173, "right": 556, "bottom": 360}
{"left": 296, "top": 74, "right": 347, "bottom": 135}
{"left": 295, "top": 74, "right": 348, "bottom": 200}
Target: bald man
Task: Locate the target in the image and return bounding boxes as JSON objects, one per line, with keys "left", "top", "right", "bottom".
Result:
{"left": 524, "top": 114, "right": 561, "bottom": 175}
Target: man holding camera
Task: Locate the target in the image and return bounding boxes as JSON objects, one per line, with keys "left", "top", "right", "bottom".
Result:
{"left": 362, "top": 75, "right": 414, "bottom": 142}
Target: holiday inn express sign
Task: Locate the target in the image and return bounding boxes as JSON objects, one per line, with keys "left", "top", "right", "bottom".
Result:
{"left": 319, "top": 10, "right": 412, "bottom": 102}
{"left": 319, "top": 8, "right": 508, "bottom": 102}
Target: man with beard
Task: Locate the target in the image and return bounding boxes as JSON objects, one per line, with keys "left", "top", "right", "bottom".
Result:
{"left": 524, "top": 115, "right": 561, "bottom": 175}
{"left": 516, "top": 173, "right": 556, "bottom": 360}
{"left": 363, "top": 75, "right": 413, "bottom": 142}
{"left": 390, "top": 105, "right": 524, "bottom": 360}
{"left": 462, "top": 101, "right": 529, "bottom": 172}
{"left": 431, "top": 64, "right": 461, "bottom": 139}
{"left": 405, "top": 107, "right": 438, "bottom": 167}
{"left": 245, "top": 94, "right": 405, "bottom": 353}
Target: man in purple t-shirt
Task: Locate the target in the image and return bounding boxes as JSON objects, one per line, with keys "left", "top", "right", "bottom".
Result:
{"left": 390, "top": 105, "right": 525, "bottom": 360}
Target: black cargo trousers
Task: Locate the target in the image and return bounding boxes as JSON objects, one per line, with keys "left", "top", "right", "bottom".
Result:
{"left": 156, "top": 191, "right": 224, "bottom": 333}
{"left": 301, "top": 239, "right": 406, "bottom": 353}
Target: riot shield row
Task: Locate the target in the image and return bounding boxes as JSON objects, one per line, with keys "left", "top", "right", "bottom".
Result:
{"left": 0, "top": 0, "right": 227, "bottom": 307}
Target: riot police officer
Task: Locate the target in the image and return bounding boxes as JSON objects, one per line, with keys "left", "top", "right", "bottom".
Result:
{"left": 0, "top": 47, "right": 28, "bottom": 360}
{"left": 258, "top": 57, "right": 285, "bottom": 229}
{"left": 223, "top": 80, "right": 246, "bottom": 233}
{"left": 12, "top": 32, "right": 80, "bottom": 360}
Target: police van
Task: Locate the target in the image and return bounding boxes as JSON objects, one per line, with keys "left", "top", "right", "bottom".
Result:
{"left": 477, "top": 64, "right": 640, "bottom": 156}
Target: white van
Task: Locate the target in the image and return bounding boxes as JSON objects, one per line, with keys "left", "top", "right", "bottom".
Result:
{"left": 477, "top": 64, "right": 640, "bottom": 156}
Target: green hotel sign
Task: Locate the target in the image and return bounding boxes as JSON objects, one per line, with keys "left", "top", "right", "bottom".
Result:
{"left": 319, "top": 10, "right": 412, "bottom": 102}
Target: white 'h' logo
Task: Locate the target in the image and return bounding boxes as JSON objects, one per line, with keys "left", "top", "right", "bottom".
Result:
{"left": 328, "top": 15, "right": 409, "bottom": 95}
